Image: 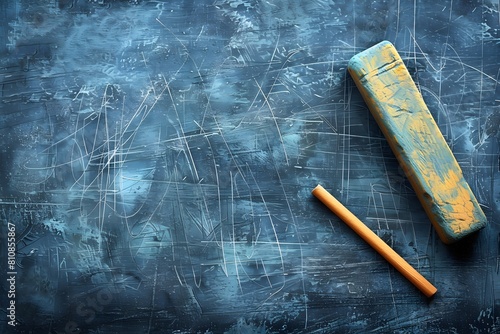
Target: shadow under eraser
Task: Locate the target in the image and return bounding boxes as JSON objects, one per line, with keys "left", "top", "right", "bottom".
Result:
{"left": 347, "top": 40, "right": 487, "bottom": 244}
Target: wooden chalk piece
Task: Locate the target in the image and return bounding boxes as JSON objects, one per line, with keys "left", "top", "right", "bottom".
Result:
{"left": 312, "top": 185, "right": 437, "bottom": 297}
{"left": 347, "top": 41, "right": 487, "bottom": 244}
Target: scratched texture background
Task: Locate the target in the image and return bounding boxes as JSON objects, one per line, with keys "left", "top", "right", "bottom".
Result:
{"left": 0, "top": 0, "right": 499, "bottom": 333}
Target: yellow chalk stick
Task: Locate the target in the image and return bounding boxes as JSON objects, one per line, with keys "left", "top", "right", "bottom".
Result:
{"left": 312, "top": 184, "right": 437, "bottom": 297}
{"left": 347, "top": 41, "right": 487, "bottom": 244}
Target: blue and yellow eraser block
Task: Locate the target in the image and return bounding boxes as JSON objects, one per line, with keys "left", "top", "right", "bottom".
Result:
{"left": 347, "top": 41, "right": 487, "bottom": 244}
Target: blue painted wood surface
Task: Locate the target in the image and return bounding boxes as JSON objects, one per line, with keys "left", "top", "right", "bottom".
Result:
{"left": 0, "top": 1, "right": 498, "bottom": 333}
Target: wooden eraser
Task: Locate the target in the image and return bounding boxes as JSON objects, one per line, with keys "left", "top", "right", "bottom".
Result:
{"left": 347, "top": 41, "right": 487, "bottom": 244}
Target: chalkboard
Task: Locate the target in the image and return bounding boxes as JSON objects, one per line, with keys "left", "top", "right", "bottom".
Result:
{"left": 0, "top": 1, "right": 499, "bottom": 333}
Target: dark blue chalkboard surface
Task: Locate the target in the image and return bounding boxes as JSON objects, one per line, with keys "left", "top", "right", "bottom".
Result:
{"left": 1, "top": 1, "right": 499, "bottom": 333}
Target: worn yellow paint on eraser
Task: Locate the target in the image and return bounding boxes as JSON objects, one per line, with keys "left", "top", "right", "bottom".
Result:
{"left": 347, "top": 41, "right": 487, "bottom": 244}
